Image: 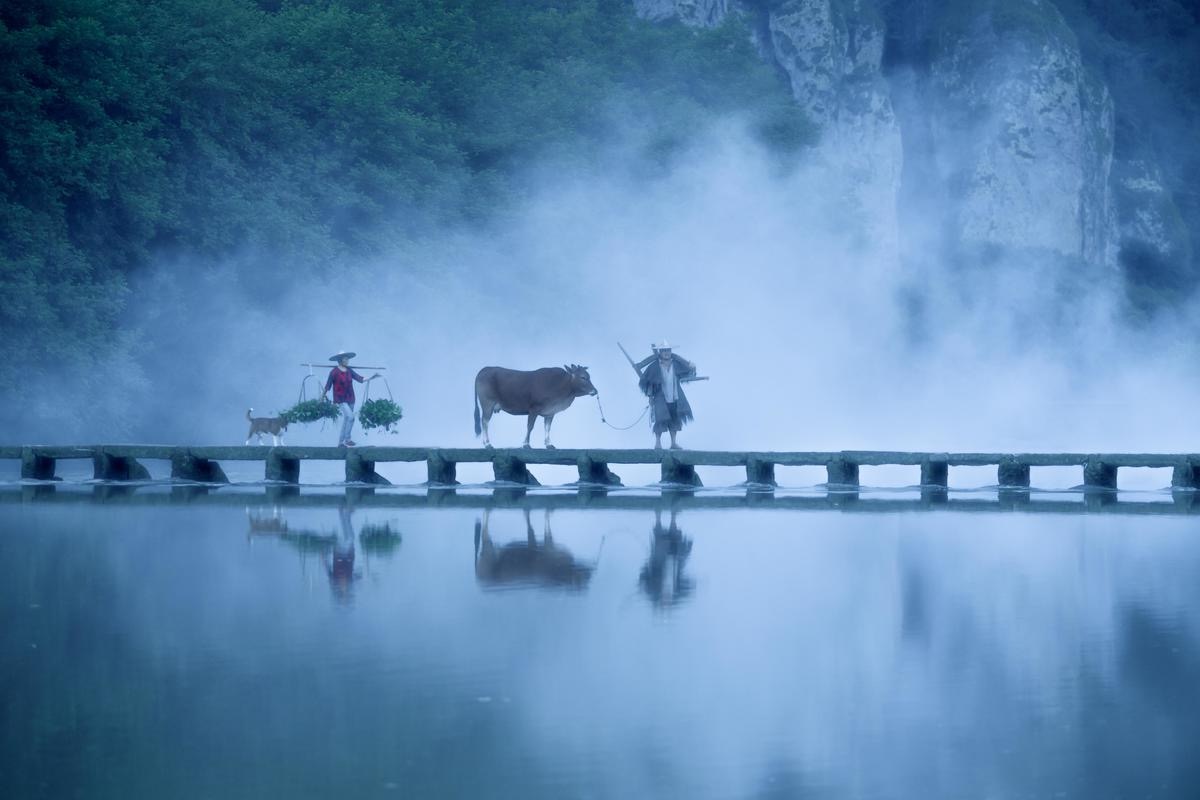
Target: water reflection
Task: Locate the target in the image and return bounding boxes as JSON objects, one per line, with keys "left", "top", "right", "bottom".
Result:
{"left": 473, "top": 508, "right": 597, "bottom": 591}
{"left": 246, "top": 504, "right": 401, "bottom": 604}
{"left": 4, "top": 503, "right": 1200, "bottom": 798}
{"left": 324, "top": 507, "right": 361, "bottom": 603}
{"left": 639, "top": 509, "right": 694, "bottom": 609}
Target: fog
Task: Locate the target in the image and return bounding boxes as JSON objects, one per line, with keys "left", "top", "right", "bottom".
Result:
{"left": 25, "top": 118, "right": 1200, "bottom": 460}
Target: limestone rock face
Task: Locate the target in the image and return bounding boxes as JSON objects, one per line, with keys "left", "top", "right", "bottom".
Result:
{"left": 927, "top": 0, "right": 1114, "bottom": 267}
{"left": 1111, "top": 158, "right": 1192, "bottom": 285}
{"left": 635, "top": 0, "right": 906, "bottom": 255}
{"left": 765, "top": 0, "right": 902, "bottom": 253}
{"left": 632, "top": 0, "right": 735, "bottom": 27}
{"left": 635, "top": 0, "right": 1150, "bottom": 281}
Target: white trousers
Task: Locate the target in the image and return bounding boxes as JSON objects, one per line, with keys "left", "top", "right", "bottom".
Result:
{"left": 338, "top": 402, "right": 355, "bottom": 444}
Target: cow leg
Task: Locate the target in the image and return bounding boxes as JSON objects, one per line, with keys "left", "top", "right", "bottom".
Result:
{"left": 544, "top": 415, "right": 555, "bottom": 449}
{"left": 524, "top": 508, "right": 536, "bottom": 545}
{"left": 481, "top": 408, "right": 492, "bottom": 448}
{"left": 543, "top": 509, "right": 553, "bottom": 545}
{"left": 523, "top": 413, "right": 536, "bottom": 448}
{"left": 475, "top": 510, "right": 496, "bottom": 577}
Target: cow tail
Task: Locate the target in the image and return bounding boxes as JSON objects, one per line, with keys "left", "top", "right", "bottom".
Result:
{"left": 474, "top": 386, "right": 482, "bottom": 437}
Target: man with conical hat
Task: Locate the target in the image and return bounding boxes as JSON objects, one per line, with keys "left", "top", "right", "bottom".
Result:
{"left": 322, "top": 351, "right": 377, "bottom": 447}
{"left": 636, "top": 341, "right": 697, "bottom": 450}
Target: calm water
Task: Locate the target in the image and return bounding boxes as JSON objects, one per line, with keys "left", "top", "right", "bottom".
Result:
{"left": 2, "top": 489, "right": 1199, "bottom": 799}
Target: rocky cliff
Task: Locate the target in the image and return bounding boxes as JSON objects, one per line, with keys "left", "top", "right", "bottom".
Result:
{"left": 634, "top": 0, "right": 1185, "bottom": 297}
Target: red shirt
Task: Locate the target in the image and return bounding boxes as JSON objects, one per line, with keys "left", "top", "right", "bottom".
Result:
{"left": 325, "top": 367, "right": 364, "bottom": 404}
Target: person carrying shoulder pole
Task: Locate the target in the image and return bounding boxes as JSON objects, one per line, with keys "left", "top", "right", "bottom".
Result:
{"left": 322, "top": 350, "right": 378, "bottom": 448}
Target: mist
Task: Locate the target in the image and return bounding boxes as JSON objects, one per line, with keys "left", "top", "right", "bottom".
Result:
{"left": 49, "top": 118, "right": 1190, "bottom": 464}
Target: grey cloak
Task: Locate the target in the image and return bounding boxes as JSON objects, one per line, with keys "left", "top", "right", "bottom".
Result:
{"left": 637, "top": 354, "right": 696, "bottom": 432}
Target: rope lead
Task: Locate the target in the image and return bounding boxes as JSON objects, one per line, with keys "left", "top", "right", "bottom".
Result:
{"left": 595, "top": 395, "right": 650, "bottom": 431}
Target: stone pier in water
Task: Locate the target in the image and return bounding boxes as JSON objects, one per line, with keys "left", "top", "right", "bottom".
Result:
{"left": 3, "top": 445, "right": 1199, "bottom": 491}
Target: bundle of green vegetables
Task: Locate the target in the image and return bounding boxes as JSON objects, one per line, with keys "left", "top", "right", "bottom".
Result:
{"left": 280, "top": 398, "right": 340, "bottom": 425}
{"left": 359, "top": 523, "right": 402, "bottom": 555}
{"left": 359, "top": 398, "right": 403, "bottom": 431}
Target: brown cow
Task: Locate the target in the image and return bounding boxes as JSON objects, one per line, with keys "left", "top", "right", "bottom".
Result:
{"left": 474, "top": 364, "right": 597, "bottom": 449}
{"left": 474, "top": 509, "right": 598, "bottom": 591}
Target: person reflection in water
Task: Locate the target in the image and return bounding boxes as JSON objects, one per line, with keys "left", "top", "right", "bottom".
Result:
{"left": 323, "top": 505, "right": 361, "bottom": 604}
{"left": 474, "top": 508, "right": 597, "bottom": 591}
{"left": 640, "top": 509, "right": 694, "bottom": 608}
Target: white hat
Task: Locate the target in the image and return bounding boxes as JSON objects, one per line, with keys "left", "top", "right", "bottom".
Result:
{"left": 329, "top": 350, "right": 357, "bottom": 362}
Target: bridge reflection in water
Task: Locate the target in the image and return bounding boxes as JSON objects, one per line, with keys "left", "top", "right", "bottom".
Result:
{"left": 4, "top": 482, "right": 1200, "bottom": 516}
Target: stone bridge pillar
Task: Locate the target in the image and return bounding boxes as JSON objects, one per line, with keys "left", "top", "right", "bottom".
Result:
{"left": 426, "top": 451, "right": 458, "bottom": 486}
{"left": 577, "top": 455, "right": 621, "bottom": 487}
{"left": 920, "top": 456, "right": 948, "bottom": 487}
{"left": 826, "top": 458, "right": 859, "bottom": 487}
{"left": 493, "top": 453, "right": 540, "bottom": 486}
{"left": 20, "top": 448, "right": 57, "bottom": 481}
{"left": 745, "top": 457, "right": 777, "bottom": 487}
{"left": 997, "top": 460, "right": 1030, "bottom": 488}
{"left": 171, "top": 452, "right": 229, "bottom": 483}
{"left": 345, "top": 451, "right": 390, "bottom": 485}
{"left": 266, "top": 450, "right": 300, "bottom": 484}
{"left": 1171, "top": 461, "right": 1198, "bottom": 490}
{"left": 93, "top": 451, "right": 151, "bottom": 481}
{"left": 1083, "top": 459, "right": 1117, "bottom": 490}
{"left": 661, "top": 456, "right": 702, "bottom": 488}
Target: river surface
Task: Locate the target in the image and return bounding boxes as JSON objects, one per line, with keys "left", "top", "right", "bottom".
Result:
{"left": 2, "top": 486, "right": 1198, "bottom": 799}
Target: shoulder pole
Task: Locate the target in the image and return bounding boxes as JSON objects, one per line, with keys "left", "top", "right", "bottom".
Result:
{"left": 617, "top": 342, "right": 644, "bottom": 378}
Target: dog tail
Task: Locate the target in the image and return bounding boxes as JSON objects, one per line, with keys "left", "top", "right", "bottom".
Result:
{"left": 473, "top": 388, "right": 482, "bottom": 437}
{"left": 246, "top": 408, "right": 253, "bottom": 421}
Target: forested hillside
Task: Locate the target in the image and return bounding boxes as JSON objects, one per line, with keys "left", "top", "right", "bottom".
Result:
{"left": 5, "top": 0, "right": 1200, "bottom": 435}
{"left": 0, "top": 0, "right": 809, "bottom": 404}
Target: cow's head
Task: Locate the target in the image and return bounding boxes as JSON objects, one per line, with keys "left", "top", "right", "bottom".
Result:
{"left": 565, "top": 364, "right": 598, "bottom": 397}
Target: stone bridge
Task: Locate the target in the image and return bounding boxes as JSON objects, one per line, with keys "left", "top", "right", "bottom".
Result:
{"left": 4, "top": 445, "right": 1200, "bottom": 490}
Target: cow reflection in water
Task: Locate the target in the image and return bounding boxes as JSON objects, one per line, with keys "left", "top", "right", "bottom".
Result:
{"left": 474, "top": 508, "right": 596, "bottom": 591}
{"left": 640, "top": 510, "right": 694, "bottom": 608}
